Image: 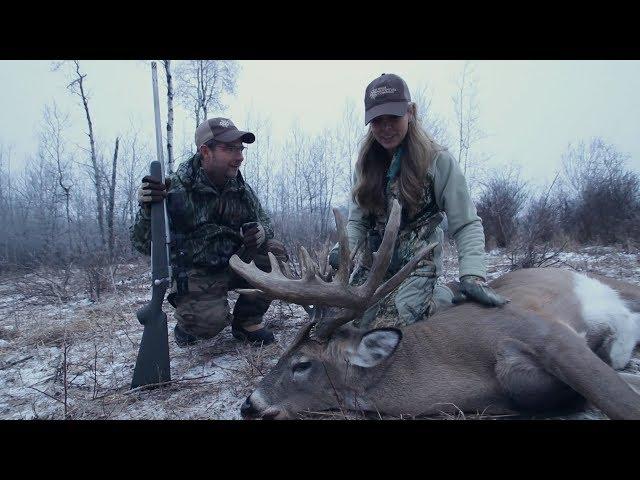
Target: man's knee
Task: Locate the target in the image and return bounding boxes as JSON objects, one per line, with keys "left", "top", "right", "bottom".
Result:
{"left": 233, "top": 295, "right": 270, "bottom": 324}
{"left": 175, "top": 291, "right": 231, "bottom": 338}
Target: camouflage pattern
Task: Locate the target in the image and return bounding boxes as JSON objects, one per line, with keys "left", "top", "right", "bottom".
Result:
{"left": 352, "top": 269, "right": 453, "bottom": 329}
{"left": 130, "top": 153, "right": 279, "bottom": 337}
{"left": 131, "top": 152, "right": 274, "bottom": 270}
{"left": 173, "top": 250, "right": 276, "bottom": 337}
{"left": 340, "top": 147, "right": 484, "bottom": 327}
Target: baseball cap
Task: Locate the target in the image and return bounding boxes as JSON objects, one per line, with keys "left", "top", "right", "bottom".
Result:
{"left": 364, "top": 73, "right": 412, "bottom": 125}
{"left": 194, "top": 117, "right": 256, "bottom": 147}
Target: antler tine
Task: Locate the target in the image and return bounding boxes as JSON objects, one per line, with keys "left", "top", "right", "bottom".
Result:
{"left": 333, "top": 207, "right": 352, "bottom": 286}
{"left": 369, "top": 242, "right": 439, "bottom": 306}
{"left": 229, "top": 253, "right": 367, "bottom": 310}
{"left": 229, "top": 200, "right": 427, "bottom": 341}
{"left": 298, "top": 246, "right": 318, "bottom": 281}
{"left": 266, "top": 252, "right": 287, "bottom": 279}
{"left": 312, "top": 307, "right": 360, "bottom": 341}
{"left": 357, "top": 199, "right": 402, "bottom": 298}
{"left": 314, "top": 200, "right": 404, "bottom": 341}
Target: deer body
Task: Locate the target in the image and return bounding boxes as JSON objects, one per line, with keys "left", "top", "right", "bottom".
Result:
{"left": 352, "top": 269, "right": 640, "bottom": 416}
{"left": 232, "top": 202, "right": 640, "bottom": 419}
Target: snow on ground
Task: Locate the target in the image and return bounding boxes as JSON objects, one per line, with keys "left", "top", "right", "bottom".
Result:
{"left": 0, "top": 245, "right": 638, "bottom": 420}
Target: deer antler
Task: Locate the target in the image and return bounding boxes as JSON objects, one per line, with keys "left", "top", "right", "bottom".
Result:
{"left": 229, "top": 199, "right": 437, "bottom": 340}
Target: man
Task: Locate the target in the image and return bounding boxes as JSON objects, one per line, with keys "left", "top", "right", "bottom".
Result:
{"left": 131, "top": 117, "right": 286, "bottom": 347}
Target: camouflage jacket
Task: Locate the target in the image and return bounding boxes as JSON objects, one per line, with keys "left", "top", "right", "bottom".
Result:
{"left": 130, "top": 153, "right": 274, "bottom": 271}
{"left": 334, "top": 147, "right": 486, "bottom": 281}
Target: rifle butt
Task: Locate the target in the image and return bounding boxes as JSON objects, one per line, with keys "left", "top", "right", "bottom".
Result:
{"left": 131, "top": 310, "right": 171, "bottom": 389}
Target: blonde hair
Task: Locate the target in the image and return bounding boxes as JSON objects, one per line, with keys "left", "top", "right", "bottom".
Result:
{"left": 352, "top": 105, "right": 442, "bottom": 218}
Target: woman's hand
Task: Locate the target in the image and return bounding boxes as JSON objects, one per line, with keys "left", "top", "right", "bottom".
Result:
{"left": 454, "top": 275, "right": 510, "bottom": 307}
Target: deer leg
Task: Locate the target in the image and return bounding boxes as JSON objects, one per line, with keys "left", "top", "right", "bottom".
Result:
{"left": 536, "top": 323, "right": 640, "bottom": 420}
{"left": 496, "top": 338, "right": 582, "bottom": 412}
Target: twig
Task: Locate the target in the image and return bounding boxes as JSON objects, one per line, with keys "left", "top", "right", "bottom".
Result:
{"left": 26, "top": 385, "right": 66, "bottom": 406}
{"left": 124, "top": 371, "right": 220, "bottom": 395}
{"left": 321, "top": 361, "right": 348, "bottom": 420}
{"left": 63, "top": 341, "right": 69, "bottom": 419}
{"left": 1, "top": 355, "right": 33, "bottom": 370}
{"left": 92, "top": 343, "right": 98, "bottom": 400}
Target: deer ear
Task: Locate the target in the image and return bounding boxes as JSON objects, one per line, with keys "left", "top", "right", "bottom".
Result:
{"left": 348, "top": 328, "right": 402, "bottom": 368}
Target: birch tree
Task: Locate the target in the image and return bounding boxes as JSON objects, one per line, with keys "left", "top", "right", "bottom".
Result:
{"left": 162, "top": 60, "right": 175, "bottom": 174}
{"left": 54, "top": 60, "right": 106, "bottom": 248}
{"left": 175, "top": 60, "right": 240, "bottom": 129}
{"left": 106, "top": 137, "right": 119, "bottom": 260}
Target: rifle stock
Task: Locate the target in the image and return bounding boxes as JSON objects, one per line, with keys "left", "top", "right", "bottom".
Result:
{"left": 131, "top": 63, "right": 172, "bottom": 389}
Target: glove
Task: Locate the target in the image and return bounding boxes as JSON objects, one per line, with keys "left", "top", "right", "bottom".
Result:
{"left": 328, "top": 248, "right": 340, "bottom": 270}
{"left": 241, "top": 222, "right": 266, "bottom": 249}
{"left": 453, "top": 275, "right": 510, "bottom": 307}
{"left": 138, "top": 175, "right": 170, "bottom": 208}
{"left": 265, "top": 239, "right": 289, "bottom": 262}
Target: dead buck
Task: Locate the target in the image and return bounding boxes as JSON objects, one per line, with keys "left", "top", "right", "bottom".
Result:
{"left": 229, "top": 200, "right": 640, "bottom": 420}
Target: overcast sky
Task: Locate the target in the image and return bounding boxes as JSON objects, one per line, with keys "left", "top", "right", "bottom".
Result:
{"left": 1, "top": 60, "right": 638, "bottom": 189}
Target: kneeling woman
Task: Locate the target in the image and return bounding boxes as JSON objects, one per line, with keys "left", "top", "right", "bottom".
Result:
{"left": 330, "top": 73, "right": 506, "bottom": 328}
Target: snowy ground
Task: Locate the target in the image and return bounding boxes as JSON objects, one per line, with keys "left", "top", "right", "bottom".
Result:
{"left": 1, "top": 244, "right": 638, "bottom": 420}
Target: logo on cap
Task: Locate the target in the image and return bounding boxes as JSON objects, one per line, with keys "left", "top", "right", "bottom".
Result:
{"left": 369, "top": 86, "right": 398, "bottom": 100}
{"left": 219, "top": 119, "right": 231, "bottom": 127}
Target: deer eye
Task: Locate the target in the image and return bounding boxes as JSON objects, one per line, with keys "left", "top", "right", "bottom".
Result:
{"left": 292, "top": 361, "right": 312, "bottom": 374}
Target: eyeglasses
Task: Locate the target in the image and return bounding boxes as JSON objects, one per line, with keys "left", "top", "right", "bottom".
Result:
{"left": 217, "top": 144, "right": 247, "bottom": 153}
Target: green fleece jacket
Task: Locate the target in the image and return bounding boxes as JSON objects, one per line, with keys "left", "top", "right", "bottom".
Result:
{"left": 339, "top": 148, "right": 487, "bottom": 281}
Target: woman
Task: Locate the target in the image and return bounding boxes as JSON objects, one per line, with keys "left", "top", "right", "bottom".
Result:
{"left": 330, "top": 73, "right": 507, "bottom": 328}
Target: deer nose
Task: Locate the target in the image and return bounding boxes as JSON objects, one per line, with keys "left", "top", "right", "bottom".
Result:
{"left": 240, "top": 397, "right": 258, "bottom": 418}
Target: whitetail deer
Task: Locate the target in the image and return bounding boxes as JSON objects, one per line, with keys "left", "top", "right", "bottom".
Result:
{"left": 229, "top": 200, "right": 640, "bottom": 420}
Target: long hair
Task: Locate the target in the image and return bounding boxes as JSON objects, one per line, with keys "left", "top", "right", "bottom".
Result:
{"left": 352, "top": 105, "right": 443, "bottom": 218}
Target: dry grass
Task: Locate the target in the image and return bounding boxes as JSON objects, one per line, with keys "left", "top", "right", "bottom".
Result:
{"left": 1, "top": 251, "right": 640, "bottom": 420}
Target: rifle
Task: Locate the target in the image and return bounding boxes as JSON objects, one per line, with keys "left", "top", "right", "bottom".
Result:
{"left": 131, "top": 62, "right": 172, "bottom": 389}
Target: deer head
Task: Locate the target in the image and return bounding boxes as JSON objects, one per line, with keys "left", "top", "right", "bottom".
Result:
{"left": 229, "top": 199, "right": 437, "bottom": 419}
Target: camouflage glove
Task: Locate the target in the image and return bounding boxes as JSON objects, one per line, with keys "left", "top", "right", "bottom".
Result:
{"left": 453, "top": 275, "right": 510, "bottom": 307}
{"left": 328, "top": 248, "right": 340, "bottom": 270}
{"left": 241, "top": 222, "right": 266, "bottom": 249}
{"left": 138, "top": 175, "right": 170, "bottom": 209}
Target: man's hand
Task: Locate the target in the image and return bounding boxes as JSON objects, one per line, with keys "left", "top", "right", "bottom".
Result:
{"left": 265, "top": 239, "right": 289, "bottom": 262}
{"left": 138, "top": 175, "right": 170, "bottom": 208}
{"left": 454, "top": 275, "right": 510, "bottom": 307}
{"left": 241, "top": 222, "right": 266, "bottom": 249}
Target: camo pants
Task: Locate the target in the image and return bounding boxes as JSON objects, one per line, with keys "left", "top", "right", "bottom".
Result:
{"left": 172, "top": 252, "right": 277, "bottom": 338}
{"left": 351, "top": 266, "right": 454, "bottom": 330}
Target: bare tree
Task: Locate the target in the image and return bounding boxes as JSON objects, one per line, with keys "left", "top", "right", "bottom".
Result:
{"left": 118, "top": 125, "right": 149, "bottom": 226}
{"left": 162, "top": 60, "right": 175, "bottom": 174}
{"left": 452, "top": 61, "right": 486, "bottom": 192}
{"left": 106, "top": 137, "right": 119, "bottom": 260}
{"left": 54, "top": 60, "right": 106, "bottom": 248}
{"left": 412, "top": 83, "right": 450, "bottom": 148}
{"left": 508, "top": 173, "right": 567, "bottom": 270}
{"left": 40, "top": 103, "right": 75, "bottom": 251}
{"left": 0, "top": 143, "right": 15, "bottom": 266}
{"left": 242, "top": 106, "right": 274, "bottom": 205}
{"left": 175, "top": 60, "right": 240, "bottom": 129}
{"left": 476, "top": 165, "right": 528, "bottom": 248}
{"left": 561, "top": 138, "right": 640, "bottom": 244}
{"left": 336, "top": 99, "right": 365, "bottom": 199}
